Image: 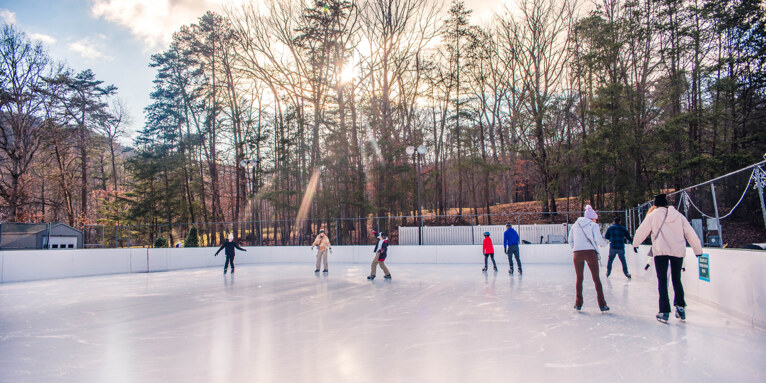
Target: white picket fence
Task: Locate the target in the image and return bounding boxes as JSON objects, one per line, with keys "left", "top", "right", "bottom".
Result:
{"left": 399, "top": 224, "right": 571, "bottom": 245}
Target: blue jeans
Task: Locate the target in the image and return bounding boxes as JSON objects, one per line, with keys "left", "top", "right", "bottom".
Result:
{"left": 506, "top": 245, "right": 521, "bottom": 271}
{"left": 607, "top": 248, "right": 628, "bottom": 275}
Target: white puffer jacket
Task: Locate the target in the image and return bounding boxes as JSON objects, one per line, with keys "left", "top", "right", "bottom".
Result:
{"left": 568, "top": 217, "right": 607, "bottom": 252}
{"left": 632, "top": 206, "right": 703, "bottom": 258}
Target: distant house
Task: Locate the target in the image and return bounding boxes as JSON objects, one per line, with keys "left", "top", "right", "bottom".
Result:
{"left": 0, "top": 223, "right": 83, "bottom": 249}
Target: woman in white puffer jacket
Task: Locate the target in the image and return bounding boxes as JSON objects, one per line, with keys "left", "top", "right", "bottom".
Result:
{"left": 632, "top": 194, "right": 703, "bottom": 323}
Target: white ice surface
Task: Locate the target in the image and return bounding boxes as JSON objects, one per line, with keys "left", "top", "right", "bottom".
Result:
{"left": 1, "top": 263, "right": 764, "bottom": 383}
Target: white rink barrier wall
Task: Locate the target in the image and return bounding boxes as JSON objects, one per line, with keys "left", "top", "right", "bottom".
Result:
{"left": 1, "top": 245, "right": 764, "bottom": 329}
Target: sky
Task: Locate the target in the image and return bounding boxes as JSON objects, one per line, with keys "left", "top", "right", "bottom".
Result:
{"left": 0, "top": 0, "right": 505, "bottom": 144}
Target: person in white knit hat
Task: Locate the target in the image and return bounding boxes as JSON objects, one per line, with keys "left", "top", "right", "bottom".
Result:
{"left": 568, "top": 205, "right": 609, "bottom": 312}
{"left": 214, "top": 233, "right": 247, "bottom": 275}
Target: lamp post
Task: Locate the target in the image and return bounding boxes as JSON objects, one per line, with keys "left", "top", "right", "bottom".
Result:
{"left": 239, "top": 158, "right": 260, "bottom": 245}
{"left": 406, "top": 145, "right": 427, "bottom": 245}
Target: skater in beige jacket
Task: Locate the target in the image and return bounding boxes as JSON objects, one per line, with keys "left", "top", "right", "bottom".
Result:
{"left": 312, "top": 229, "right": 332, "bottom": 273}
{"left": 632, "top": 194, "right": 703, "bottom": 323}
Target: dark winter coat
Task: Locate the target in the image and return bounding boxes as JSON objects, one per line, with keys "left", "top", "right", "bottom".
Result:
{"left": 604, "top": 224, "right": 632, "bottom": 250}
{"left": 215, "top": 241, "right": 246, "bottom": 257}
{"left": 376, "top": 240, "right": 389, "bottom": 261}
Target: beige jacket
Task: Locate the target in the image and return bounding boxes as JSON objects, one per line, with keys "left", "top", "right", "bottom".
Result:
{"left": 632, "top": 206, "right": 703, "bottom": 258}
{"left": 312, "top": 234, "right": 332, "bottom": 251}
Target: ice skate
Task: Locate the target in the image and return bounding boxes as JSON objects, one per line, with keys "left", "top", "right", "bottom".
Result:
{"left": 600, "top": 305, "right": 610, "bottom": 313}
{"left": 493, "top": 267, "right": 498, "bottom": 272}
{"left": 230, "top": 267, "right": 234, "bottom": 274}
{"left": 574, "top": 305, "right": 582, "bottom": 311}
{"left": 367, "top": 275, "right": 375, "bottom": 280}
{"left": 315, "top": 269, "right": 320, "bottom": 273}
{"left": 509, "top": 268, "right": 513, "bottom": 275}
{"left": 606, "top": 270, "right": 611, "bottom": 278}
{"left": 482, "top": 267, "right": 487, "bottom": 272}
{"left": 384, "top": 274, "right": 391, "bottom": 279}
{"left": 323, "top": 269, "right": 328, "bottom": 273}
{"left": 675, "top": 305, "right": 686, "bottom": 320}
{"left": 656, "top": 312, "right": 669, "bottom": 323}
{"left": 223, "top": 269, "right": 227, "bottom": 275}
{"left": 625, "top": 273, "right": 631, "bottom": 280}
{"left": 518, "top": 268, "right": 522, "bottom": 275}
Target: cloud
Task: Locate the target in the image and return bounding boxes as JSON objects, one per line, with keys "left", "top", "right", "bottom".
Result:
{"left": 89, "top": 0, "right": 231, "bottom": 49}
{"left": 0, "top": 9, "right": 16, "bottom": 24}
{"left": 30, "top": 33, "right": 57, "bottom": 45}
{"left": 69, "top": 37, "right": 113, "bottom": 61}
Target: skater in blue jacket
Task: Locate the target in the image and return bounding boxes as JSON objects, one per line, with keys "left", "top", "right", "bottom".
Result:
{"left": 503, "top": 222, "right": 522, "bottom": 275}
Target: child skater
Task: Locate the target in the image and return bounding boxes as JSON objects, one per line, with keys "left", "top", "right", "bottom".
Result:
{"left": 367, "top": 232, "right": 391, "bottom": 280}
{"left": 215, "top": 233, "right": 247, "bottom": 274}
{"left": 482, "top": 232, "right": 497, "bottom": 272}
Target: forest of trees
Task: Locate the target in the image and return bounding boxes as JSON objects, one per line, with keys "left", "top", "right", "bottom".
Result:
{"left": 1, "top": 0, "right": 764, "bottom": 244}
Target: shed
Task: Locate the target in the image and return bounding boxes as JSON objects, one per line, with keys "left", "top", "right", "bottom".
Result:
{"left": 0, "top": 223, "right": 84, "bottom": 249}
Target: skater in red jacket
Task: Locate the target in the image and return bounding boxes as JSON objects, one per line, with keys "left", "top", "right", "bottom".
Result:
{"left": 482, "top": 232, "right": 497, "bottom": 272}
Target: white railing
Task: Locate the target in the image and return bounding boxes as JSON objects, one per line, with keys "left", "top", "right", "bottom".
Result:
{"left": 399, "top": 224, "right": 571, "bottom": 245}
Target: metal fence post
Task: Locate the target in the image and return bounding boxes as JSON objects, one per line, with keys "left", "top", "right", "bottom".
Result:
{"left": 710, "top": 182, "right": 723, "bottom": 247}
{"left": 756, "top": 167, "right": 766, "bottom": 230}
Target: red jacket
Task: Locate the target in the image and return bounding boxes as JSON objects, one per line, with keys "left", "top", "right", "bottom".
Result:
{"left": 482, "top": 237, "right": 494, "bottom": 254}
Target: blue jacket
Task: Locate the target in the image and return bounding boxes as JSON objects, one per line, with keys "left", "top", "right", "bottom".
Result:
{"left": 503, "top": 227, "right": 520, "bottom": 247}
{"left": 604, "top": 224, "right": 632, "bottom": 249}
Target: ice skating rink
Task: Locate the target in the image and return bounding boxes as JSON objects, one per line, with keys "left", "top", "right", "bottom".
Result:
{"left": 1, "top": 263, "right": 764, "bottom": 383}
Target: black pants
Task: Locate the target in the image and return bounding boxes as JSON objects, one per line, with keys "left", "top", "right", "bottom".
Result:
{"left": 654, "top": 255, "right": 685, "bottom": 313}
{"left": 224, "top": 255, "right": 235, "bottom": 271}
{"left": 484, "top": 254, "right": 496, "bottom": 268}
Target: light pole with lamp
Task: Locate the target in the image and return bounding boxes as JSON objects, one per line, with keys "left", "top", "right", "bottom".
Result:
{"left": 239, "top": 158, "right": 260, "bottom": 245}
{"left": 406, "top": 145, "right": 426, "bottom": 245}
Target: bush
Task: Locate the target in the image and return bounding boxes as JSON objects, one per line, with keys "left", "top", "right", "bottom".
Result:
{"left": 154, "top": 236, "right": 168, "bottom": 248}
{"left": 185, "top": 227, "right": 199, "bottom": 247}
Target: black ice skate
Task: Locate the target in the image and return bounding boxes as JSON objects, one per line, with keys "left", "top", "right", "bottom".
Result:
{"left": 574, "top": 305, "right": 582, "bottom": 311}
{"left": 315, "top": 269, "right": 320, "bottom": 273}
{"left": 384, "top": 274, "right": 391, "bottom": 279}
{"left": 323, "top": 269, "right": 328, "bottom": 273}
{"left": 600, "top": 305, "right": 610, "bottom": 313}
{"left": 656, "top": 312, "right": 669, "bottom": 323}
{"left": 675, "top": 306, "right": 686, "bottom": 320}
{"left": 367, "top": 275, "right": 375, "bottom": 280}
{"left": 493, "top": 267, "right": 498, "bottom": 272}
{"left": 509, "top": 269, "right": 513, "bottom": 275}
{"left": 625, "top": 273, "right": 631, "bottom": 279}
{"left": 482, "top": 267, "right": 487, "bottom": 272}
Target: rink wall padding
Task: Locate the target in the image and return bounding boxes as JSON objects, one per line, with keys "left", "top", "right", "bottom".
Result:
{"left": 1, "top": 245, "right": 765, "bottom": 329}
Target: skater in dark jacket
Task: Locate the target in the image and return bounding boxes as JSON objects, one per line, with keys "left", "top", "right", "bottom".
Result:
{"left": 368, "top": 232, "right": 391, "bottom": 280}
{"left": 215, "top": 233, "right": 247, "bottom": 274}
{"left": 482, "top": 232, "right": 497, "bottom": 272}
{"left": 604, "top": 217, "right": 633, "bottom": 279}
{"left": 503, "top": 223, "right": 522, "bottom": 275}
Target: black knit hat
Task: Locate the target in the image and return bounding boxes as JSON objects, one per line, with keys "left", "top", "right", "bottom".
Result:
{"left": 505, "top": 222, "right": 512, "bottom": 227}
{"left": 654, "top": 194, "right": 669, "bottom": 207}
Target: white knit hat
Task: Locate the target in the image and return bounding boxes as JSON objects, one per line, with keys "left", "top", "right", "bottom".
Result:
{"left": 584, "top": 205, "right": 598, "bottom": 219}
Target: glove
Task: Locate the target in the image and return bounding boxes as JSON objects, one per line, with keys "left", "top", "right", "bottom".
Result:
{"left": 633, "top": 247, "right": 639, "bottom": 253}
{"left": 504, "top": 247, "right": 508, "bottom": 254}
{"left": 311, "top": 246, "right": 315, "bottom": 251}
